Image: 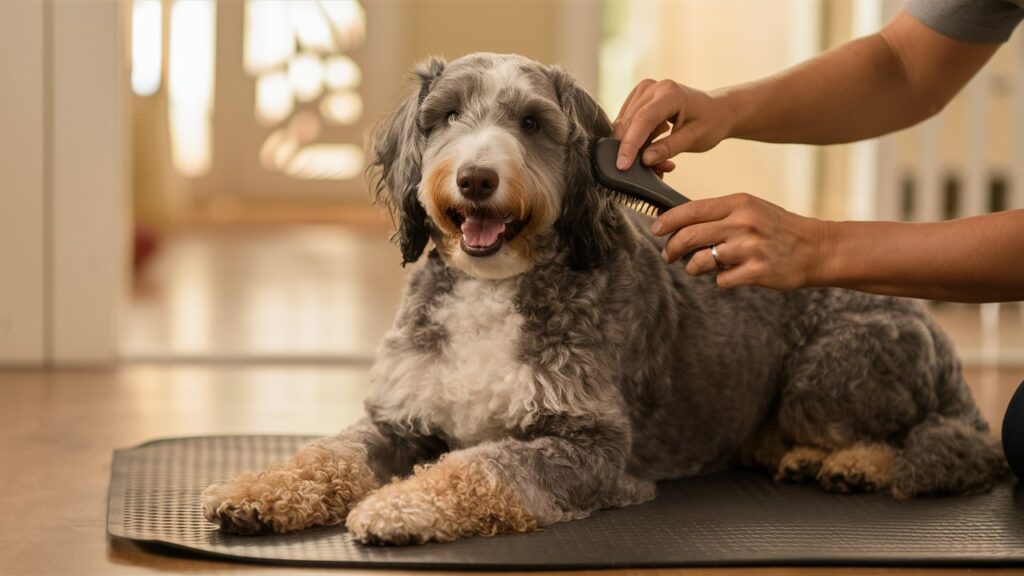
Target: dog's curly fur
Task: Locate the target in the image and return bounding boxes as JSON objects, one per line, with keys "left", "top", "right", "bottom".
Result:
{"left": 202, "top": 53, "right": 1007, "bottom": 544}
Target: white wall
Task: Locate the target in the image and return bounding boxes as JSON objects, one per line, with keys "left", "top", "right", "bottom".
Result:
{"left": 50, "top": 0, "right": 127, "bottom": 364}
{"left": 0, "top": 1, "right": 46, "bottom": 364}
{"left": 0, "top": 0, "right": 127, "bottom": 367}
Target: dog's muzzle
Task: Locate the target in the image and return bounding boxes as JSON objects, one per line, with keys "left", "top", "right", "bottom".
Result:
{"left": 446, "top": 205, "right": 530, "bottom": 257}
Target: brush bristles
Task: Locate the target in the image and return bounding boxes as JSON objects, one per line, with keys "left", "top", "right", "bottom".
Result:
{"left": 610, "top": 191, "right": 663, "bottom": 217}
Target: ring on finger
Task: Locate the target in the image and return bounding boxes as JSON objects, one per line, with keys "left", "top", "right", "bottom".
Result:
{"left": 710, "top": 243, "right": 730, "bottom": 270}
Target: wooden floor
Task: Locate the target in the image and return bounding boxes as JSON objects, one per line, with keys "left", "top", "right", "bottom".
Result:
{"left": 1, "top": 364, "right": 1022, "bottom": 576}
{"left": 3, "top": 226, "right": 1024, "bottom": 575}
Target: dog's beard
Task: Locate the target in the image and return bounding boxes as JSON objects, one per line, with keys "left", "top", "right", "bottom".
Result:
{"left": 415, "top": 118, "right": 567, "bottom": 278}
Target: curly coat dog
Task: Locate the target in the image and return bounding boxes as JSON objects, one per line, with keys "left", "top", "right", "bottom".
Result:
{"left": 202, "top": 53, "right": 1006, "bottom": 545}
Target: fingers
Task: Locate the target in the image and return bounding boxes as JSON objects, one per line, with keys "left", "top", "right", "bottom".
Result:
{"left": 613, "top": 79, "right": 656, "bottom": 140}
{"left": 653, "top": 160, "right": 675, "bottom": 179}
{"left": 662, "top": 222, "right": 726, "bottom": 263}
{"left": 616, "top": 82, "right": 686, "bottom": 170}
{"left": 681, "top": 243, "right": 759, "bottom": 290}
{"left": 684, "top": 246, "right": 719, "bottom": 276}
{"left": 651, "top": 195, "right": 745, "bottom": 238}
{"left": 641, "top": 128, "right": 701, "bottom": 167}
{"left": 618, "top": 99, "right": 680, "bottom": 170}
{"left": 714, "top": 263, "right": 763, "bottom": 288}
{"left": 648, "top": 124, "right": 674, "bottom": 177}
{"left": 650, "top": 121, "right": 671, "bottom": 141}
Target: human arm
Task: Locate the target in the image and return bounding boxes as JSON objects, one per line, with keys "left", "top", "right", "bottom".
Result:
{"left": 613, "top": 11, "right": 1000, "bottom": 169}
{"left": 655, "top": 194, "right": 1024, "bottom": 303}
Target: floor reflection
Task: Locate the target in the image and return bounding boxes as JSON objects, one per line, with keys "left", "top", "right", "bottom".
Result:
{"left": 125, "top": 224, "right": 408, "bottom": 361}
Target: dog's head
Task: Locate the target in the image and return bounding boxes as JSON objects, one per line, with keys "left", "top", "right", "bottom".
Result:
{"left": 368, "top": 53, "right": 617, "bottom": 279}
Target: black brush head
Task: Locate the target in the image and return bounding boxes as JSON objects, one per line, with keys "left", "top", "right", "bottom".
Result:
{"left": 592, "top": 137, "right": 689, "bottom": 214}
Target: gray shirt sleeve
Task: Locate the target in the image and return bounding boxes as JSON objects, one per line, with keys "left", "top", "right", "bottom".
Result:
{"left": 905, "top": 0, "right": 1024, "bottom": 43}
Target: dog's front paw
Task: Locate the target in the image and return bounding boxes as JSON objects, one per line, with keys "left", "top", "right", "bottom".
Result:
{"left": 201, "top": 445, "right": 379, "bottom": 535}
{"left": 202, "top": 468, "right": 340, "bottom": 534}
{"left": 202, "top": 476, "right": 275, "bottom": 535}
{"left": 345, "top": 486, "right": 447, "bottom": 545}
{"left": 346, "top": 458, "right": 538, "bottom": 545}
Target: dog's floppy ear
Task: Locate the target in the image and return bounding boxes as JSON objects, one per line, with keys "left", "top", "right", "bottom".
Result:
{"left": 547, "top": 66, "right": 619, "bottom": 271}
{"left": 367, "top": 57, "right": 446, "bottom": 266}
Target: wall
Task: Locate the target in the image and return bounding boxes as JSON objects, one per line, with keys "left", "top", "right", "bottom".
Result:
{"left": 0, "top": 1, "right": 46, "bottom": 364}
{"left": 0, "top": 0, "right": 128, "bottom": 366}
{"left": 605, "top": 0, "right": 823, "bottom": 214}
{"left": 50, "top": 0, "right": 129, "bottom": 364}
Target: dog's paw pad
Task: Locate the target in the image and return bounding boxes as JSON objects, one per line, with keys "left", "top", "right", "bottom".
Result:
{"left": 775, "top": 447, "right": 826, "bottom": 483}
{"left": 816, "top": 443, "right": 895, "bottom": 494}
{"left": 201, "top": 481, "right": 277, "bottom": 535}
{"left": 778, "top": 461, "right": 817, "bottom": 483}
{"left": 818, "top": 469, "right": 874, "bottom": 494}
{"left": 202, "top": 494, "right": 271, "bottom": 535}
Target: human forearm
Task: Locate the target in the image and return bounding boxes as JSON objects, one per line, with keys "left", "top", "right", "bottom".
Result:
{"left": 615, "top": 12, "right": 997, "bottom": 169}
{"left": 654, "top": 194, "right": 1024, "bottom": 303}
{"left": 715, "top": 11, "right": 998, "bottom": 145}
{"left": 717, "top": 35, "right": 916, "bottom": 144}
{"left": 812, "top": 211, "right": 1024, "bottom": 302}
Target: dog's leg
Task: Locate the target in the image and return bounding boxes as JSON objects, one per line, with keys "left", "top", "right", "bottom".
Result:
{"left": 816, "top": 442, "right": 896, "bottom": 493}
{"left": 202, "top": 419, "right": 443, "bottom": 535}
{"left": 775, "top": 308, "right": 1003, "bottom": 497}
{"left": 776, "top": 446, "right": 829, "bottom": 483}
{"left": 346, "top": 425, "right": 654, "bottom": 545}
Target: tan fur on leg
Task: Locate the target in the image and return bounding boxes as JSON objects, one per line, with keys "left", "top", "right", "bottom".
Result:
{"left": 346, "top": 455, "right": 537, "bottom": 545}
{"left": 817, "top": 443, "right": 896, "bottom": 494}
{"left": 776, "top": 446, "right": 828, "bottom": 483}
{"left": 202, "top": 443, "right": 379, "bottom": 534}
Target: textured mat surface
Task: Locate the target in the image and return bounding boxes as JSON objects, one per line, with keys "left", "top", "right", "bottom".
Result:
{"left": 108, "top": 435, "right": 1024, "bottom": 568}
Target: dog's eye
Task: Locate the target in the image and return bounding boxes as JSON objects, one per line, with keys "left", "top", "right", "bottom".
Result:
{"left": 521, "top": 116, "right": 540, "bottom": 132}
{"left": 446, "top": 111, "right": 459, "bottom": 125}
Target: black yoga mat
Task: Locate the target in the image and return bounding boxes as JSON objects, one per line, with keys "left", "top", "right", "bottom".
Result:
{"left": 107, "top": 435, "right": 1024, "bottom": 569}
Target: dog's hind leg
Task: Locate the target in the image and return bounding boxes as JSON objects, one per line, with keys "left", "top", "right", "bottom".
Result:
{"left": 774, "top": 309, "right": 990, "bottom": 496}
{"left": 740, "top": 419, "right": 830, "bottom": 483}
{"left": 776, "top": 446, "right": 829, "bottom": 483}
{"left": 201, "top": 419, "right": 445, "bottom": 534}
{"left": 817, "top": 443, "right": 896, "bottom": 493}
{"left": 739, "top": 418, "right": 825, "bottom": 482}
{"left": 888, "top": 321, "right": 1009, "bottom": 498}
{"left": 891, "top": 413, "right": 1007, "bottom": 499}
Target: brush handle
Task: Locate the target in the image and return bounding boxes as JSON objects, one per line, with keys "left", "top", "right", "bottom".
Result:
{"left": 593, "top": 138, "right": 689, "bottom": 213}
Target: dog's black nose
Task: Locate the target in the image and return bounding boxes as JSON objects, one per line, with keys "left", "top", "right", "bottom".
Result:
{"left": 456, "top": 166, "right": 499, "bottom": 201}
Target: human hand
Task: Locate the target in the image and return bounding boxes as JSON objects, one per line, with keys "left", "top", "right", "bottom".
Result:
{"left": 612, "top": 79, "right": 732, "bottom": 172}
{"left": 651, "top": 193, "right": 827, "bottom": 291}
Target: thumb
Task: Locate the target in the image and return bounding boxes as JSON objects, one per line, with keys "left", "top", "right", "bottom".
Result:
{"left": 641, "top": 125, "right": 706, "bottom": 166}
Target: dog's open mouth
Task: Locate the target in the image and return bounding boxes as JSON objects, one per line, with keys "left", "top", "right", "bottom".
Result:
{"left": 446, "top": 206, "right": 529, "bottom": 257}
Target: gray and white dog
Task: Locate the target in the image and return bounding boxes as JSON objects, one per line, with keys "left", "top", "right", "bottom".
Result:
{"left": 202, "top": 53, "right": 1006, "bottom": 545}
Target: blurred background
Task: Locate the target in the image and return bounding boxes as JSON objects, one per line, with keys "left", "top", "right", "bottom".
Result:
{"left": 1, "top": 0, "right": 1022, "bottom": 372}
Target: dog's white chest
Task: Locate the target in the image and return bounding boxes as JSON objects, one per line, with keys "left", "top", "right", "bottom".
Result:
{"left": 369, "top": 277, "right": 537, "bottom": 447}
{"left": 429, "top": 278, "right": 535, "bottom": 445}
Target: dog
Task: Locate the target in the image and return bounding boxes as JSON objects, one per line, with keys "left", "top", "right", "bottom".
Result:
{"left": 202, "top": 53, "right": 1006, "bottom": 545}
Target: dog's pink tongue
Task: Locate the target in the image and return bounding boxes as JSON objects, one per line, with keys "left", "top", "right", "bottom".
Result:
{"left": 461, "top": 213, "right": 506, "bottom": 247}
